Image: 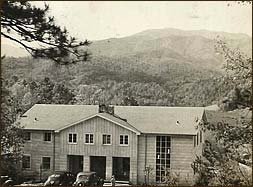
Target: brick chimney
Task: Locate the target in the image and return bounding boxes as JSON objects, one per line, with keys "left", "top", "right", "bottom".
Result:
{"left": 99, "top": 104, "right": 114, "bottom": 115}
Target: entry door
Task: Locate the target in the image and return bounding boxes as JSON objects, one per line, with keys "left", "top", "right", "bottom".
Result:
{"left": 113, "top": 157, "right": 130, "bottom": 181}
{"left": 68, "top": 155, "right": 83, "bottom": 175}
{"left": 90, "top": 156, "right": 106, "bottom": 179}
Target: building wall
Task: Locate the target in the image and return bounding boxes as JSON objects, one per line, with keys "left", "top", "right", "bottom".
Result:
{"left": 22, "top": 130, "right": 60, "bottom": 181}
{"left": 170, "top": 135, "right": 195, "bottom": 185}
{"left": 137, "top": 134, "right": 196, "bottom": 185}
{"left": 22, "top": 118, "right": 197, "bottom": 185}
{"left": 59, "top": 116, "right": 138, "bottom": 183}
{"left": 137, "top": 134, "right": 156, "bottom": 185}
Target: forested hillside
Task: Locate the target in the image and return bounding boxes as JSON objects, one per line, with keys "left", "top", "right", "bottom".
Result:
{"left": 1, "top": 28, "right": 251, "bottom": 113}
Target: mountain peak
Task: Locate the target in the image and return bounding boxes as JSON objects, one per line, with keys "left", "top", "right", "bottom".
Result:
{"left": 133, "top": 27, "right": 250, "bottom": 40}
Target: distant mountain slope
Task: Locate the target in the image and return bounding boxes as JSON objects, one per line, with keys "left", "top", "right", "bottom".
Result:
{"left": 1, "top": 28, "right": 251, "bottom": 107}
{"left": 89, "top": 28, "right": 252, "bottom": 71}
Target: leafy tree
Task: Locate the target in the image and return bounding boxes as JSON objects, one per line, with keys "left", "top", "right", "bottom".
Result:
{"left": 1, "top": 0, "right": 91, "bottom": 64}
{"left": 52, "top": 83, "right": 76, "bottom": 104}
{"left": 122, "top": 96, "right": 139, "bottom": 106}
{"left": 21, "top": 77, "right": 76, "bottom": 106}
{"left": 1, "top": 0, "right": 91, "bottom": 175}
{"left": 216, "top": 38, "right": 251, "bottom": 90}
{"left": 0, "top": 81, "right": 24, "bottom": 179}
{"left": 0, "top": 76, "right": 76, "bottom": 177}
{"left": 192, "top": 39, "right": 252, "bottom": 185}
{"left": 193, "top": 115, "right": 252, "bottom": 186}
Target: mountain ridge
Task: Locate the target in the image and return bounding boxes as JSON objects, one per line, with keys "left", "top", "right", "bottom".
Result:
{"left": 1, "top": 28, "right": 252, "bottom": 59}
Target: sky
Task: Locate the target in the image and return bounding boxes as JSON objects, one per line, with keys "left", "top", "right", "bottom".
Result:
{"left": 1, "top": 1, "right": 252, "bottom": 57}
{"left": 31, "top": 1, "right": 252, "bottom": 41}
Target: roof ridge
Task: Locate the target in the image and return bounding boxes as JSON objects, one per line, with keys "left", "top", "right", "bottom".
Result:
{"left": 33, "top": 103, "right": 205, "bottom": 108}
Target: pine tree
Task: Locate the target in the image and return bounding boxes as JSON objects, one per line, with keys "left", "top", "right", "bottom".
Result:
{"left": 1, "top": 0, "right": 91, "bottom": 65}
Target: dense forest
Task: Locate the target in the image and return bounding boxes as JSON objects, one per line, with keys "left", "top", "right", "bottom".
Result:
{"left": 2, "top": 55, "right": 233, "bottom": 112}
{"left": 2, "top": 28, "right": 251, "bottom": 114}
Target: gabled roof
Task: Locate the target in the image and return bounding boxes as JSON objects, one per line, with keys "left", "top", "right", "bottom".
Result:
{"left": 20, "top": 104, "right": 98, "bottom": 131}
{"left": 55, "top": 113, "right": 141, "bottom": 135}
{"left": 114, "top": 106, "right": 204, "bottom": 135}
{"left": 21, "top": 104, "right": 205, "bottom": 135}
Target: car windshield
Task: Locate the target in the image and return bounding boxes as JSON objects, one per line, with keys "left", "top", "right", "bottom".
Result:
{"left": 78, "top": 175, "right": 89, "bottom": 180}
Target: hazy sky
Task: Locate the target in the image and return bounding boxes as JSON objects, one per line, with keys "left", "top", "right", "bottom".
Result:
{"left": 2, "top": 0, "right": 252, "bottom": 56}
{"left": 30, "top": 1, "right": 252, "bottom": 41}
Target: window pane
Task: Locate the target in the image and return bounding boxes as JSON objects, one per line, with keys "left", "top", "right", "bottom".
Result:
{"left": 42, "top": 157, "right": 50, "bottom": 169}
{"left": 161, "top": 136, "right": 165, "bottom": 142}
{"left": 120, "top": 135, "right": 123, "bottom": 144}
{"left": 69, "top": 134, "right": 72, "bottom": 142}
{"left": 44, "top": 133, "right": 51, "bottom": 141}
{"left": 73, "top": 134, "right": 77, "bottom": 143}
{"left": 124, "top": 135, "right": 128, "bottom": 144}
{"left": 85, "top": 134, "right": 89, "bottom": 143}
{"left": 103, "top": 135, "right": 106, "bottom": 144}
{"left": 24, "top": 132, "right": 31, "bottom": 141}
{"left": 90, "top": 134, "right": 93, "bottom": 143}
{"left": 162, "top": 141, "right": 166, "bottom": 147}
{"left": 194, "top": 136, "right": 196, "bottom": 147}
{"left": 156, "top": 165, "right": 160, "bottom": 171}
{"left": 161, "top": 171, "right": 165, "bottom": 182}
{"left": 22, "top": 156, "right": 30, "bottom": 169}
{"left": 156, "top": 136, "right": 160, "bottom": 142}
{"left": 156, "top": 176, "right": 160, "bottom": 182}
{"left": 167, "top": 141, "right": 171, "bottom": 148}
{"left": 107, "top": 135, "right": 111, "bottom": 144}
{"left": 197, "top": 133, "right": 199, "bottom": 145}
{"left": 200, "top": 130, "right": 202, "bottom": 143}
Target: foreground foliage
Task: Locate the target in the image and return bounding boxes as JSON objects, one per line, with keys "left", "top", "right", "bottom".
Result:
{"left": 192, "top": 39, "right": 252, "bottom": 186}
{"left": 1, "top": 0, "right": 91, "bottom": 64}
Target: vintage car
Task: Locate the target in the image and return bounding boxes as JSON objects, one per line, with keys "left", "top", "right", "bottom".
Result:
{"left": 0, "top": 176, "right": 14, "bottom": 186}
{"left": 44, "top": 171, "right": 75, "bottom": 186}
{"left": 73, "top": 172, "right": 104, "bottom": 186}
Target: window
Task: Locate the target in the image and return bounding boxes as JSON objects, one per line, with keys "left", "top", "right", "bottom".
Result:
{"left": 103, "top": 134, "right": 111, "bottom": 145}
{"left": 85, "top": 134, "right": 94, "bottom": 144}
{"left": 44, "top": 132, "right": 51, "bottom": 142}
{"left": 193, "top": 162, "right": 197, "bottom": 175}
{"left": 68, "top": 133, "right": 77, "bottom": 143}
{"left": 156, "top": 136, "right": 171, "bottom": 183}
{"left": 42, "top": 157, "right": 50, "bottom": 170}
{"left": 24, "top": 132, "right": 31, "bottom": 141}
{"left": 22, "top": 155, "right": 31, "bottom": 169}
{"left": 120, "top": 135, "right": 129, "bottom": 145}
{"left": 200, "top": 130, "right": 202, "bottom": 143}
{"left": 196, "top": 132, "right": 199, "bottom": 146}
{"left": 194, "top": 135, "right": 196, "bottom": 147}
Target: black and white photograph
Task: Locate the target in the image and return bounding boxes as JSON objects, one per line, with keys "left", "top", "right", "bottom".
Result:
{"left": 0, "top": 1, "right": 252, "bottom": 186}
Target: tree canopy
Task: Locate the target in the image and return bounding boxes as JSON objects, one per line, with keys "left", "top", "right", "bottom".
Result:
{"left": 192, "top": 39, "right": 252, "bottom": 186}
{"left": 1, "top": 0, "right": 91, "bottom": 64}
